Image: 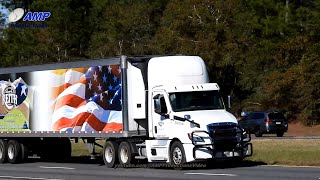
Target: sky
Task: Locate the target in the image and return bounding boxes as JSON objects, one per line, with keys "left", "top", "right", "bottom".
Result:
{"left": 0, "top": 3, "right": 10, "bottom": 26}
{"left": 0, "top": 3, "right": 9, "bottom": 15}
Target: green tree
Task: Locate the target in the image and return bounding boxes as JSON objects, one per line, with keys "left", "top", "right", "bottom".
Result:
{"left": 1, "top": 0, "right": 320, "bottom": 125}
{"left": 239, "top": 0, "right": 320, "bottom": 124}
{"left": 151, "top": 0, "right": 254, "bottom": 115}
{"left": 30, "top": 0, "right": 94, "bottom": 61}
{"left": 88, "top": 0, "right": 168, "bottom": 58}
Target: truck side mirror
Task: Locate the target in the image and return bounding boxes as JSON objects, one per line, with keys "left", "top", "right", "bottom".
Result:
{"left": 153, "top": 95, "right": 168, "bottom": 115}
{"left": 154, "top": 99, "right": 162, "bottom": 114}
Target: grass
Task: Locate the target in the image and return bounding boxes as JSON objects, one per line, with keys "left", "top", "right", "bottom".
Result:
{"left": 70, "top": 139, "right": 320, "bottom": 167}
{"left": 247, "top": 139, "right": 320, "bottom": 166}
{"left": 71, "top": 140, "right": 104, "bottom": 157}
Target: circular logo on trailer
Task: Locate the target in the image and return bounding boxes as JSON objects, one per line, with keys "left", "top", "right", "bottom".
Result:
{"left": 1, "top": 82, "right": 18, "bottom": 112}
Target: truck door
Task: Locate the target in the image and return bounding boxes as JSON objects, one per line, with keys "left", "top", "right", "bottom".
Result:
{"left": 151, "top": 91, "right": 171, "bottom": 139}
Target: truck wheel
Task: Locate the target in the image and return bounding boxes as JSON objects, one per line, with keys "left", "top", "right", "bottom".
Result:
{"left": 7, "top": 140, "right": 22, "bottom": 164}
{"left": 118, "top": 141, "right": 133, "bottom": 165}
{"left": 103, "top": 141, "right": 118, "bottom": 168}
{"left": 0, "top": 139, "right": 8, "bottom": 163}
{"left": 276, "top": 131, "right": 284, "bottom": 137}
{"left": 170, "top": 141, "right": 186, "bottom": 167}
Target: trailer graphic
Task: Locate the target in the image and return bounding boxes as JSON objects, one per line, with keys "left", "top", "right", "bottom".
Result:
{"left": 1, "top": 65, "right": 123, "bottom": 132}
{"left": 50, "top": 65, "right": 122, "bottom": 132}
{"left": 0, "top": 78, "right": 30, "bottom": 130}
{"left": 0, "top": 55, "right": 252, "bottom": 167}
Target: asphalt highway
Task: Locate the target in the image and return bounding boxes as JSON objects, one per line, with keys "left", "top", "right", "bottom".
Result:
{"left": 0, "top": 158, "right": 319, "bottom": 180}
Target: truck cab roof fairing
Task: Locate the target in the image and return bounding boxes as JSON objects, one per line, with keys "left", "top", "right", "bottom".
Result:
{"left": 147, "top": 56, "right": 209, "bottom": 89}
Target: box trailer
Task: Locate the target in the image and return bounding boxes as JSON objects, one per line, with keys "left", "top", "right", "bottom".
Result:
{"left": 0, "top": 55, "right": 252, "bottom": 167}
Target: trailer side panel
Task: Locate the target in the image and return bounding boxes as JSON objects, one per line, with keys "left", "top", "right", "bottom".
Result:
{"left": 0, "top": 61, "right": 125, "bottom": 134}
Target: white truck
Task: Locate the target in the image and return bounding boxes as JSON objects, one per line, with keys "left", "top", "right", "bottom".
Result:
{"left": 0, "top": 55, "right": 252, "bottom": 167}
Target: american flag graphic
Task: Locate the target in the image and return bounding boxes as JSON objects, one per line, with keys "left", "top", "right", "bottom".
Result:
{"left": 50, "top": 65, "right": 123, "bottom": 132}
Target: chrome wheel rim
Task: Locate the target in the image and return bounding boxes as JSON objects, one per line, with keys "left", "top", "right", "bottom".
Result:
{"left": 173, "top": 147, "right": 182, "bottom": 165}
{"left": 8, "top": 144, "right": 14, "bottom": 160}
{"left": 120, "top": 146, "right": 128, "bottom": 163}
{"left": 105, "top": 146, "right": 113, "bottom": 163}
{"left": 0, "top": 144, "right": 3, "bottom": 158}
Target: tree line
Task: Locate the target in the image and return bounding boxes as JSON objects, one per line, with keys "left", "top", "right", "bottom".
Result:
{"left": 0, "top": 0, "right": 320, "bottom": 125}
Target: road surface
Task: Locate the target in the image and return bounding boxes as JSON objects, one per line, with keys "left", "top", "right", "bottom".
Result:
{"left": 0, "top": 158, "right": 319, "bottom": 180}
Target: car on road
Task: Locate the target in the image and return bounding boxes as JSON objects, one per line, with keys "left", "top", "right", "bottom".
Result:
{"left": 238, "top": 111, "right": 288, "bottom": 137}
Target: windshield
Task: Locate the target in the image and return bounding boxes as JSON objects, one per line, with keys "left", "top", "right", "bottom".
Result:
{"left": 168, "top": 90, "right": 225, "bottom": 112}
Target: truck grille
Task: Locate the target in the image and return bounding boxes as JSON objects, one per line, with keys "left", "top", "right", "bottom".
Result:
{"left": 207, "top": 122, "right": 239, "bottom": 151}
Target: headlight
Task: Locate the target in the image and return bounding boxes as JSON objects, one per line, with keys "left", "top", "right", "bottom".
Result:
{"left": 187, "top": 133, "right": 205, "bottom": 142}
{"left": 193, "top": 136, "right": 204, "bottom": 142}
{"left": 241, "top": 129, "right": 251, "bottom": 142}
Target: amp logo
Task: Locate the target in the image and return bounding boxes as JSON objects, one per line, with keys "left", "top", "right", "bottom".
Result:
{"left": 8, "top": 8, "right": 51, "bottom": 23}
{"left": 23, "top": 12, "right": 51, "bottom": 21}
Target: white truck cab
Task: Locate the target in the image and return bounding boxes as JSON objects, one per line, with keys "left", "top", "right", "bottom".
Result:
{"left": 126, "top": 55, "right": 252, "bottom": 165}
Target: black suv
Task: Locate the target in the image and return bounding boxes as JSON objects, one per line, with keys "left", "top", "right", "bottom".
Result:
{"left": 238, "top": 111, "right": 288, "bottom": 137}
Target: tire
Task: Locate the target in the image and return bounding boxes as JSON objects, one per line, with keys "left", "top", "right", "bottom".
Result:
{"left": 7, "top": 140, "right": 22, "bottom": 164}
{"left": 254, "top": 128, "right": 263, "bottom": 137}
{"left": 118, "top": 141, "right": 133, "bottom": 165}
{"left": 0, "top": 139, "right": 8, "bottom": 163}
{"left": 170, "top": 141, "right": 186, "bottom": 168}
{"left": 103, "top": 141, "right": 119, "bottom": 168}
{"left": 276, "top": 131, "right": 284, "bottom": 137}
{"left": 20, "top": 143, "right": 29, "bottom": 162}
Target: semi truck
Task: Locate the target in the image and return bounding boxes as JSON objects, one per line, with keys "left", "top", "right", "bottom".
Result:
{"left": 0, "top": 55, "right": 252, "bottom": 167}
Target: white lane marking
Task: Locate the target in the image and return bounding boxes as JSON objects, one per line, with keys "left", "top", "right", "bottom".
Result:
{"left": 185, "top": 172, "right": 237, "bottom": 176}
{"left": 262, "top": 165, "right": 320, "bottom": 169}
{"left": 39, "top": 166, "right": 75, "bottom": 170}
{"left": 0, "top": 175, "right": 63, "bottom": 180}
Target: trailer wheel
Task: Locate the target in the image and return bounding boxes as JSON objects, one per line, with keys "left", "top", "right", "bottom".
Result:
{"left": 170, "top": 141, "right": 186, "bottom": 168}
{"left": 118, "top": 141, "right": 133, "bottom": 165}
{"left": 7, "top": 140, "right": 22, "bottom": 164}
{"left": 103, "top": 141, "right": 118, "bottom": 168}
{"left": 0, "top": 139, "right": 8, "bottom": 163}
{"left": 20, "top": 143, "right": 29, "bottom": 162}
